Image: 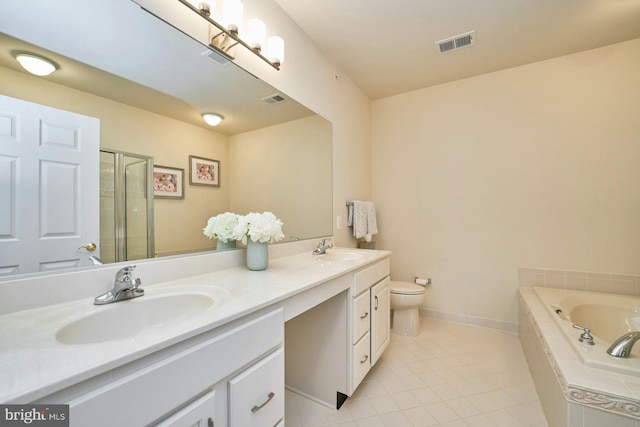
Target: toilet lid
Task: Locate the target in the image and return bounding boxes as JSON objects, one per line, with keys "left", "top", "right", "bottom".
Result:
{"left": 389, "top": 281, "right": 425, "bottom": 295}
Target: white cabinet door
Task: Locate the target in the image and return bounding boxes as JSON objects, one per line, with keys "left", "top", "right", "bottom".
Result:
{"left": 0, "top": 94, "right": 100, "bottom": 276}
{"left": 371, "top": 277, "right": 390, "bottom": 365}
{"left": 155, "top": 389, "right": 216, "bottom": 427}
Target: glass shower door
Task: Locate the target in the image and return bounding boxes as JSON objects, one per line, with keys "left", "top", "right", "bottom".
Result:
{"left": 100, "top": 150, "right": 154, "bottom": 263}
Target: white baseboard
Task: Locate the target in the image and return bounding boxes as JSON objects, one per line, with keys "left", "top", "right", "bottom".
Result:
{"left": 420, "top": 308, "right": 518, "bottom": 334}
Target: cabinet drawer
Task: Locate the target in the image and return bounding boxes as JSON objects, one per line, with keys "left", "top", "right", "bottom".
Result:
{"left": 353, "top": 258, "right": 390, "bottom": 296}
{"left": 352, "top": 332, "right": 371, "bottom": 389}
{"left": 229, "top": 348, "right": 284, "bottom": 427}
{"left": 352, "top": 291, "right": 370, "bottom": 344}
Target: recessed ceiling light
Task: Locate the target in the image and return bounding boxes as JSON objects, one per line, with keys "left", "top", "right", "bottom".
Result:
{"left": 202, "top": 113, "right": 223, "bottom": 126}
{"left": 14, "top": 53, "right": 57, "bottom": 76}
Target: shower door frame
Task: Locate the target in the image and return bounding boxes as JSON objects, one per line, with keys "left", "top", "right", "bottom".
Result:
{"left": 101, "top": 148, "right": 155, "bottom": 262}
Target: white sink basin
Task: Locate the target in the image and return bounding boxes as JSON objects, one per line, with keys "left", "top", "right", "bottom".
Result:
{"left": 315, "top": 249, "right": 368, "bottom": 262}
{"left": 56, "top": 290, "right": 219, "bottom": 345}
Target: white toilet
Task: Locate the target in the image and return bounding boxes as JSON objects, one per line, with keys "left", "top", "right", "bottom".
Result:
{"left": 390, "top": 281, "right": 426, "bottom": 336}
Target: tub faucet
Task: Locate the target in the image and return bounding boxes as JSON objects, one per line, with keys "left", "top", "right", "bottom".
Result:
{"left": 94, "top": 265, "right": 144, "bottom": 305}
{"left": 607, "top": 332, "right": 640, "bottom": 358}
{"left": 312, "top": 239, "right": 333, "bottom": 255}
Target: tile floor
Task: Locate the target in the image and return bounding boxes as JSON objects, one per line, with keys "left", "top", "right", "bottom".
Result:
{"left": 285, "top": 317, "right": 549, "bottom": 427}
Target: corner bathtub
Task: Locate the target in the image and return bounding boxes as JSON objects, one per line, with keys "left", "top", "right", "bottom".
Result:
{"left": 539, "top": 287, "right": 640, "bottom": 376}
{"left": 519, "top": 287, "right": 640, "bottom": 426}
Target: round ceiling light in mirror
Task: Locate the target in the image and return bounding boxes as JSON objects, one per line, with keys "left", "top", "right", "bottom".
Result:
{"left": 15, "top": 53, "right": 57, "bottom": 76}
{"left": 202, "top": 113, "right": 223, "bottom": 126}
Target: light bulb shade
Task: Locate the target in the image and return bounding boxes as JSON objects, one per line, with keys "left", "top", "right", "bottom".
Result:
{"left": 202, "top": 113, "right": 223, "bottom": 126}
{"left": 222, "top": 0, "right": 243, "bottom": 34}
{"left": 15, "top": 54, "right": 56, "bottom": 76}
{"left": 267, "top": 36, "right": 284, "bottom": 66}
{"left": 246, "top": 19, "right": 266, "bottom": 51}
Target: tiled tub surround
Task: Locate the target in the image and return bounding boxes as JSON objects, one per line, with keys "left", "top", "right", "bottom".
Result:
{"left": 519, "top": 268, "right": 640, "bottom": 297}
{"left": 519, "top": 287, "right": 640, "bottom": 427}
{"left": 0, "top": 242, "right": 389, "bottom": 405}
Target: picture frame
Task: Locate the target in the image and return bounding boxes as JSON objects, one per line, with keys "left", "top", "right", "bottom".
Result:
{"left": 189, "top": 155, "right": 220, "bottom": 187}
{"left": 153, "top": 165, "right": 184, "bottom": 199}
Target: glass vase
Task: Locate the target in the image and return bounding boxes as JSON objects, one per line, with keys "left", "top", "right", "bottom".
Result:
{"left": 246, "top": 239, "right": 268, "bottom": 271}
{"left": 216, "top": 239, "right": 237, "bottom": 251}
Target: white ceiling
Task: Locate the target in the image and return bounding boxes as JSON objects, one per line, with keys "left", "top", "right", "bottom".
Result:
{"left": 273, "top": 0, "right": 640, "bottom": 100}
{"left": 1, "top": 0, "right": 315, "bottom": 135}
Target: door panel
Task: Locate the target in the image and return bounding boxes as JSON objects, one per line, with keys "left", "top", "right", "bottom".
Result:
{"left": 0, "top": 94, "right": 100, "bottom": 276}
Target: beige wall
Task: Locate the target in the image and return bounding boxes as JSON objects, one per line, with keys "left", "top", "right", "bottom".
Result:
{"left": 372, "top": 38, "right": 640, "bottom": 328}
{"left": 0, "top": 66, "right": 230, "bottom": 256}
{"left": 230, "top": 0, "right": 373, "bottom": 248}
{"left": 229, "top": 115, "right": 332, "bottom": 240}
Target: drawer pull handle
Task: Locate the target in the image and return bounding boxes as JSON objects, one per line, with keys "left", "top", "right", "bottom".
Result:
{"left": 360, "top": 355, "right": 369, "bottom": 364}
{"left": 375, "top": 296, "right": 379, "bottom": 310}
{"left": 251, "top": 392, "right": 275, "bottom": 413}
{"left": 208, "top": 417, "right": 214, "bottom": 427}
{"left": 360, "top": 312, "right": 369, "bottom": 319}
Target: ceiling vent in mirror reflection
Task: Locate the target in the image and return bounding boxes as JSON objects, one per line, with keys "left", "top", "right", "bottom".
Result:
{"left": 201, "top": 49, "right": 232, "bottom": 66}
{"left": 436, "top": 31, "right": 476, "bottom": 54}
{"left": 261, "top": 93, "right": 287, "bottom": 104}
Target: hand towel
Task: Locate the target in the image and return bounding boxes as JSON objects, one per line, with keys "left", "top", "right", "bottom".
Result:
{"left": 347, "top": 201, "right": 378, "bottom": 241}
{"left": 364, "top": 202, "right": 378, "bottom": 242}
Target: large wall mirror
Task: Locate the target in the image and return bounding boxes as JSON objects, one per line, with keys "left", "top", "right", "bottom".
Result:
{"left": 0, "top": 0, "right": 332, "bottom": 278}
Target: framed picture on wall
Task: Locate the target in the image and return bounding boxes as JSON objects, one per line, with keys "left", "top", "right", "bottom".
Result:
{"left": 189, "top": 155, "right": 220, "bottom": 187}
{"left": 153, "top": 165, "right": 184, "bottom": 199}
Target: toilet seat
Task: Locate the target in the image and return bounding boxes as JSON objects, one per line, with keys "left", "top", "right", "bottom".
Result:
{"left": 390, "top": 281, "right": 425, "bottom": 295}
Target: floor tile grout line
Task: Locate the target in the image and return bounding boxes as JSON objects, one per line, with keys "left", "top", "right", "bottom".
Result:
{"left": 285, "top": 316, "right": 548, "bottom": 427}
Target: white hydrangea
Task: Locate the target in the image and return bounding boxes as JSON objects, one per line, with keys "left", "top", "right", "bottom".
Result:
{"left": 203, "top": 212, "right": 240, "bottom": 243}
{"left": 233, "top": 211, "right": 285, "bottom": 244}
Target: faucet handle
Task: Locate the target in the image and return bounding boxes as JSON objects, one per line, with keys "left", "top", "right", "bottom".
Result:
{"left": 573, "top": 324, "right": 595, "bottom": 345}
{"left": 116, "top": 265, "right": 137, "bottom": 282}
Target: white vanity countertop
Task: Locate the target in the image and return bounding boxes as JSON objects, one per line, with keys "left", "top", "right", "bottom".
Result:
{"left": 0, "top": 248, "right": 390, "bottom": 403}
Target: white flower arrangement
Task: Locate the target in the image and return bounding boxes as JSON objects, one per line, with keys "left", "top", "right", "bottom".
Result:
{"left": 233, "top": 211, "right": 285, "bottom": 244}
{"left": 203, "top": 212, "right": 240, "bottom": 243}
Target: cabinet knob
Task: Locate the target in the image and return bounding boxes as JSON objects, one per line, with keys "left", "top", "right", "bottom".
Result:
{"left": 360, "top": 312, "right": 369, "bottom": 319}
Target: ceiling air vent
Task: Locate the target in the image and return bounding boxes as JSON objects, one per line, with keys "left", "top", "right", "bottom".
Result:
{"left": 436, "top": 31, "right": 476, "bottom": 54}
{"left": 261, "top": 93, "right": 287, "bottom": 104}
{"left": 201, "top": 49, "right": 231, "bottom": 66}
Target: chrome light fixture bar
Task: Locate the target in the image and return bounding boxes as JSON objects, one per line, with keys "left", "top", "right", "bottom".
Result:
{"left": 178, "top": 0, "right": 283, "bottom": 70}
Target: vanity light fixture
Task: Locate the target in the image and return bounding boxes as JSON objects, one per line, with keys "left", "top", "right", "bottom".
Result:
{"left": 246, "top": 18, "right": 266, "bottom": 51}
{"left": 222, "top": 0, "right": 243, "bottom": 35}
{"left": 179, "top": 0, "right": 284, "bottom": 70}
{"left": 14, "top": 53, "right": 57, "bottom": 76}
{"left": 185, "top": 0, "right": 211, "bottom": 16}
{"left": 202, "top": 113, "right": 223, "bottom": 126}
{"left": 267, "top": 36, "right": 285, "bottom": 67}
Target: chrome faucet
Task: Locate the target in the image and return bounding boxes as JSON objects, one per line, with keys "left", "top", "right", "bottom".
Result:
{"left": 94, "top": 265, "right": 144, "bottom": 305}
{"left": 607, "top": 332, "right": 640, "bottom": 358}
{"left": 312, "top": 238, "right": 333, "bottom": 255}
